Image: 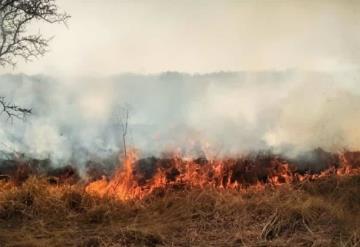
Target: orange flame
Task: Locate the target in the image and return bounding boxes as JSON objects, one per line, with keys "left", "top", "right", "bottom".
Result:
{"left": 86, "top": 150, "right": 360, "bottom": 201}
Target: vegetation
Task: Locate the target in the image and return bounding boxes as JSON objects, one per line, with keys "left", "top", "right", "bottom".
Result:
{"left": 0, "top": 173, "right": 359, "bottom": 246}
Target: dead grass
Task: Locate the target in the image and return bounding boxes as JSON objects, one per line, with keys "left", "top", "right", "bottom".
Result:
{"left": 0, "top": 175, "right": 359, "bottom": 246}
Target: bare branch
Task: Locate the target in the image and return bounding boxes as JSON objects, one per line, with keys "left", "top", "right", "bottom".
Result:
{"left": 0, "top": 96, "right": 31, "bottom": 120}
{"left": 120, "top": 107, "right": 129, "bottom": 159}
{"left": 0, "top": 0, "right": 69, "bottom": 120}
{"left": 0, "top": 0, "right": 70, "bottom": 66}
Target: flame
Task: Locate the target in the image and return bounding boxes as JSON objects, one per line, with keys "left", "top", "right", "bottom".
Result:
{"left": 85, "top": 149, "right": 360, "bottom": 201}
{"left": 86, "top": 151, "right": 141, "bottom": 200}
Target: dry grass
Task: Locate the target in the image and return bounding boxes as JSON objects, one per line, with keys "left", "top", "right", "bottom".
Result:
{"left": 0, "top": 175, "right": 359, "bottom": 247}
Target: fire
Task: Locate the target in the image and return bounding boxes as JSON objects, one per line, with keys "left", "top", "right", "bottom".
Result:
{"left": 85, "top": 149, "right": 360, "bottom": 201}
{"left": 86, "top": 151, "right": 141, "bottom": 200}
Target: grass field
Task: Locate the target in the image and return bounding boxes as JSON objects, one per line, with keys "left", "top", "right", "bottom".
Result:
{"left": 0, "top": 173, "right": 359, "bottom": 247}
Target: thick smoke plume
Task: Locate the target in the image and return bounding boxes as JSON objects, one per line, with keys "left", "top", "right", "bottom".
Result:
{"left": 0, "top": 70, "right": 359, "bottom": 166}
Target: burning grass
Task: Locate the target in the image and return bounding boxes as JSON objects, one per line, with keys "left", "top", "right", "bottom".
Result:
{"left": 0, "top": 151, "right": 360, "bottom": 246}
{"left": 85, "top": 149, "right": 360, "bottom": 201}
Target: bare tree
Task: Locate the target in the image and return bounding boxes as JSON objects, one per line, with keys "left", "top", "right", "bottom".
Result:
{"left": 118, "top": 106, "right": 129, "bottom": 159}
{"left": 0, "top": 0, "right": 69, "bottom": 66}
{"left": 0, "top": 0, "right": 69, "bottom": 119}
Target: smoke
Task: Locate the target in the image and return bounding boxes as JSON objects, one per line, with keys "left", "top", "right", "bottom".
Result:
{"left": 0, "top": 70, "right": 359, "bottom": 164}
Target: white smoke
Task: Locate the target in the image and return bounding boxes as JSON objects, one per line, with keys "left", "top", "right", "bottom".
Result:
{"left": 0, "top": 70, "right": 359, "bottom": 164}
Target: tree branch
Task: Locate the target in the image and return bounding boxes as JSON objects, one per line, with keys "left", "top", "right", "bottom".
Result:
{"left": 0, "top": 0, "right": 69, "bottom": 119}
{"left": 0, "top": 96, "right": 31, "bottom": 120}
{"left": 0, "top": 0, "right": 70, "bottom": 66}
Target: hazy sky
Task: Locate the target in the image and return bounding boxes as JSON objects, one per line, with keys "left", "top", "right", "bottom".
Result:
{"left": 1, "top": 0, "right": 360, "bottom": 75}
{"left": 1, "top": 1, "right": 360, "bottom": 160}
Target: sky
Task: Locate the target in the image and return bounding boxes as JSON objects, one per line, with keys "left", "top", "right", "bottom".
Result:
{"left": 1, "top": 0, "right": 360, "bottom": 76}
{"left": 1, "top": 1, "right": 360, "bottom": 162}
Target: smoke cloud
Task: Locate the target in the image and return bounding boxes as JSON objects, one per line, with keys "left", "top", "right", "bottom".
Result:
{"left": 0, "top": 70, "right": 360, "bottom": 165}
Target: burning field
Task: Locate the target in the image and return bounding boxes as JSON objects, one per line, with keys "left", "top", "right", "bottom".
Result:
{"left": 1, "top": 0, "right": 360, "bottom": 246}
{"left": 0, "top": 149, "right": 360, "bottom": 246}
